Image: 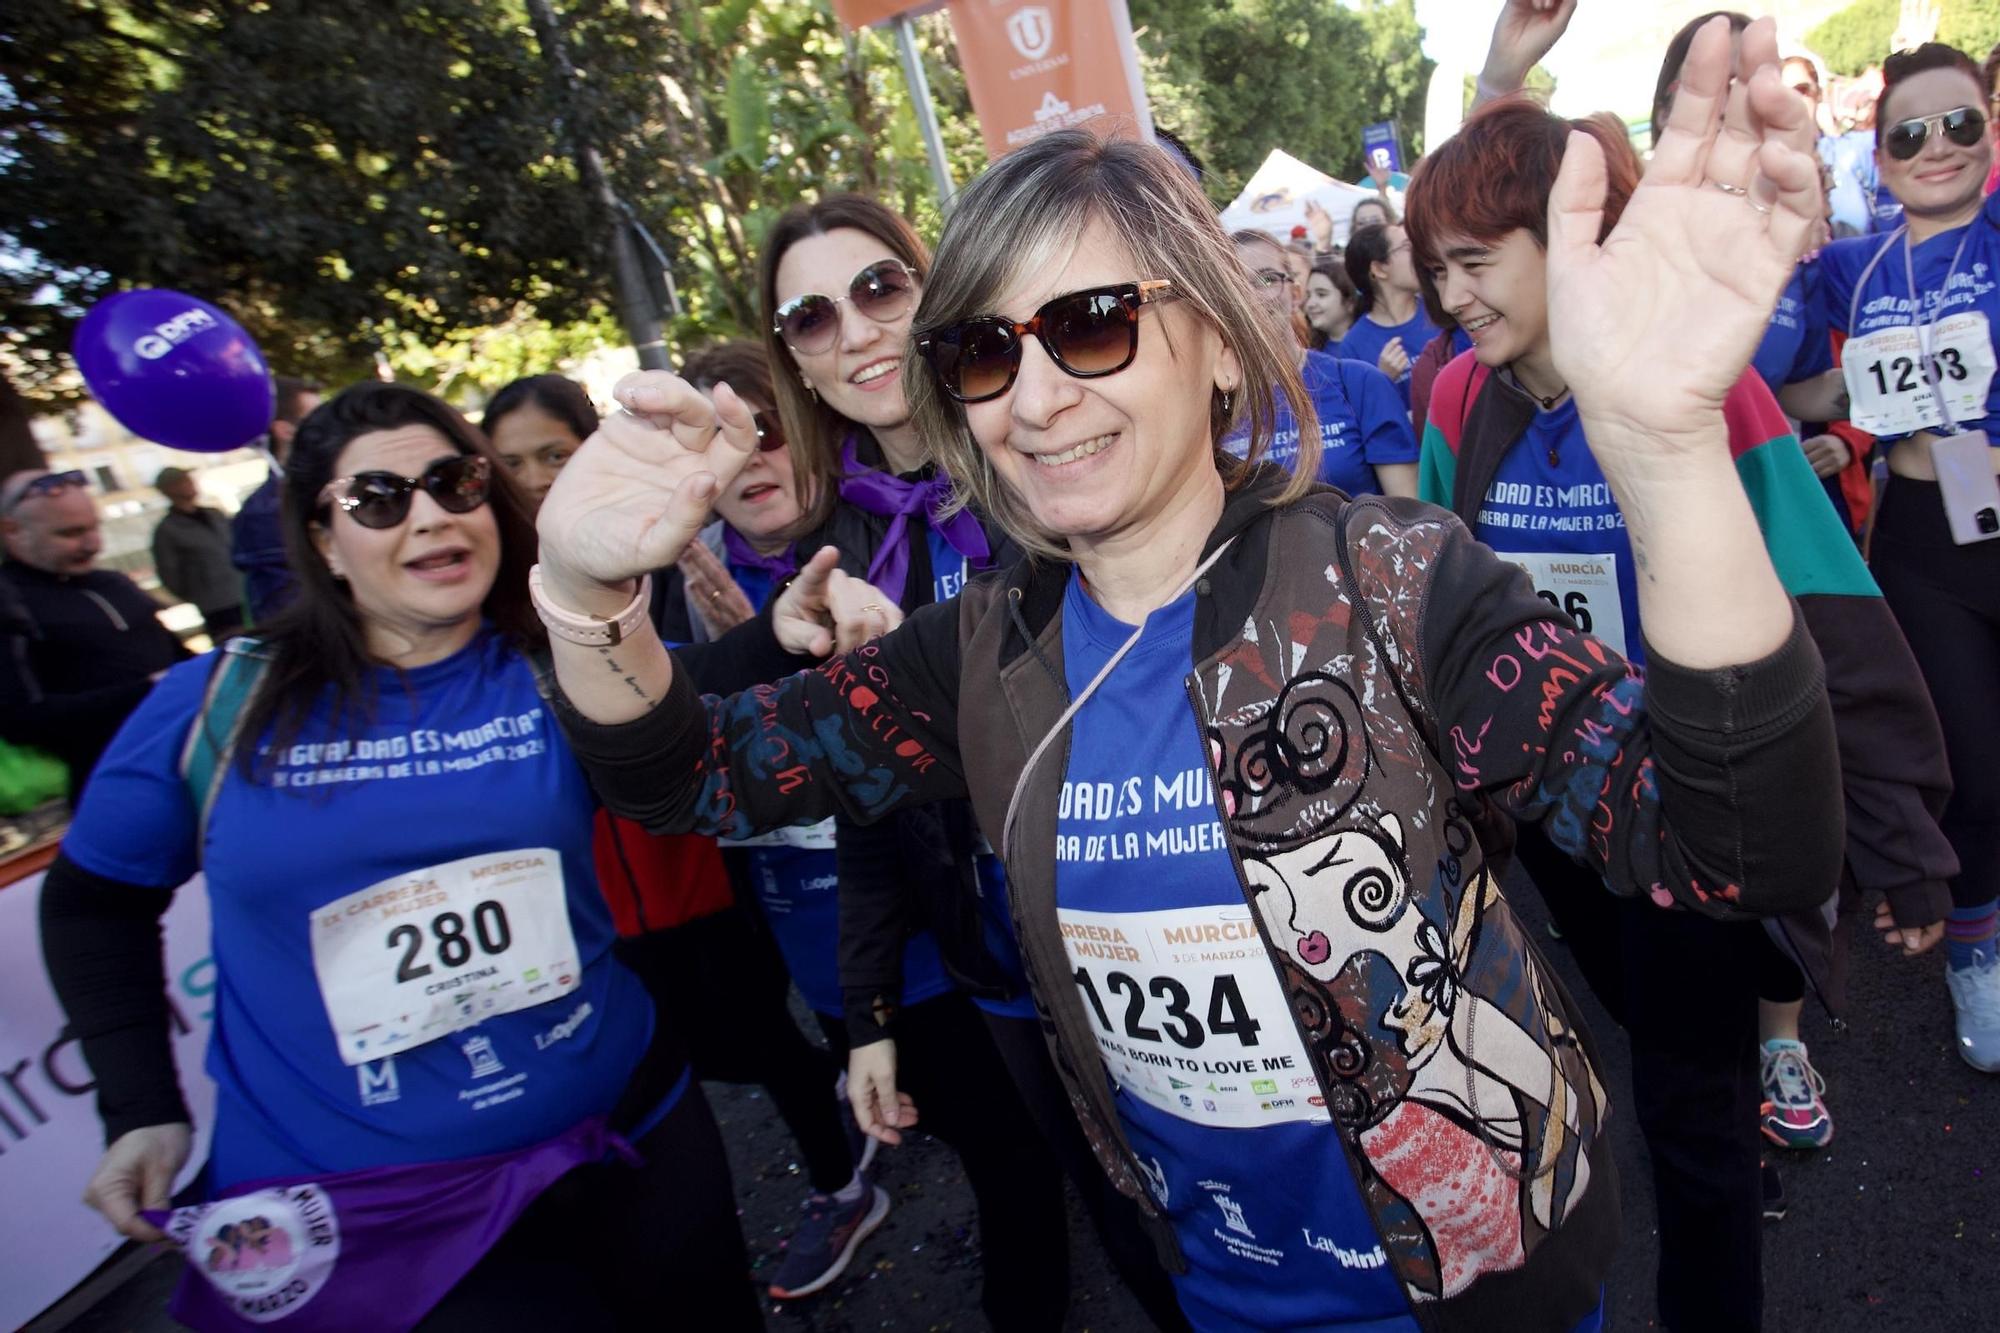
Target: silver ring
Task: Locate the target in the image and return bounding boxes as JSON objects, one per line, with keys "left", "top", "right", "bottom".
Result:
{"left": 1746, "top": 197, "right": 1773, "bottom": 215}
{"left": 1710, "top": 180, "right": 1749, "bottom": 197}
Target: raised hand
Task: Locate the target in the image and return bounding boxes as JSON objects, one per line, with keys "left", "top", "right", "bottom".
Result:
{"left": 770, "top": 547, "right": 905, "bottom": 657}
{"left": 1891, "top": 0, "right": 1940, "bottom": 54}
{"left": 535, "top": 371, "right": 760, "bottom": 609}
{"left": 1304, "top": 198, "right": 1334, "bottom": 252}
{"left": 1480, "top": 0, "right": 1578, "bottom": 99}
{"left": 1546, "top": 15, "right": 1821, "bottom": 453}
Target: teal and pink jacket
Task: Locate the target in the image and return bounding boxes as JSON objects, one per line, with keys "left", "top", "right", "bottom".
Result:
{"left": 1419, "top": 351, "right": 1955, "bottom": 997}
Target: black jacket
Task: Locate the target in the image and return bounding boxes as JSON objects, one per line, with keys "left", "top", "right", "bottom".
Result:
{"left": 0, "top": 561, "right": 185, "bottom": 797}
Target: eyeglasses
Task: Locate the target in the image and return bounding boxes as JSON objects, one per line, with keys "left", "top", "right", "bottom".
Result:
{"left": 771, "top": 259, "right": 918, "bottom": 355}
{"left": 752, "top": 411, "right": 787, "bottom": 453}
{"left": 914, "top": 281, "right": 1178, "bottom": 404}
{"left": 1884, "top": 106, "right": 1987, "bottom": 160}
{"left": 1252, "top": 269, "right": 1294, "bottom": 290}
{"left": 1, "top": 470, "right": 88, "bottom": 514}
{"left": 318, "top": 454, "right": 492, "bottom": 530}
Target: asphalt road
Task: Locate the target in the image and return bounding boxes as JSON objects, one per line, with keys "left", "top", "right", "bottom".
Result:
{"left": 36, "top": 865, "right": 2000, "bottom": 1332}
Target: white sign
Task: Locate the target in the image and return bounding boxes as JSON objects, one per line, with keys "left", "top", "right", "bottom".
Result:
{"left": 1499, "top": 551, "right": 1627, "bottom": 658}
{"left": 1058, "top": 902, "right": 1329, "bottom": 1129}
{"left": 1217, "top": 149, "right": 1380, "bottom": 250}
{"left": 310, "top": 848, "right": 579, "bottom": 1067}
{"left": 1843, "top": 310, "right": 1998, "bottom": 437}
{"left": 0, "top": 869, "right": 217, "bottom": 1330}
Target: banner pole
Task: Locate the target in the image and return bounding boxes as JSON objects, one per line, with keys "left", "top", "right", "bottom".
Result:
{"left": 894, "top": 14, "right": 957, "bottom": 209}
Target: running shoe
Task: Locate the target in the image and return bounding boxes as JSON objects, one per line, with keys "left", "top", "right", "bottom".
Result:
{"left": 767, "top": 1184, "right": 890, "bottom": 1300}
{"left": 1946, "top": 949, "right": 2000, "bottom": 1073}
{"left": 1760, "top": 1157, "right": 1787, "bottom": 1222}
{"left": 1758, "top": 1039, "right": 1833, "bottom": 1150}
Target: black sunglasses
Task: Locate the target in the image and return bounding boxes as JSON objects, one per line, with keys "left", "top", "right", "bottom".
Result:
{"left": 1884, "top": 106, "right": 1987, "bottom": 161}
{"left": 914, "top": 281, "right": 1178, "bottom": 405}
{"left": 318, "top": 454, "right": 492, "bottom": 530}
{"left": 752, "top": 411, "right": 787, "bottom": 453}
{"left": 1, "top": 469, "right": 88, "bottom": 514}
{"left": 771, "top": 259, "right": 917, "bottom": 355}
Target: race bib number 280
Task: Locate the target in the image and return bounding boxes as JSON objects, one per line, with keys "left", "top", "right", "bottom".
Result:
{"left": 310, "top": 849, "right": 579, "bottom": 1066}
{"left": 1059, "top": 903, "right": 1330, "bottom": 1129}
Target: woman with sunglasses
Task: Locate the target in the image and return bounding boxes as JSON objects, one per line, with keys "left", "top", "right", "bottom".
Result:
{"left": 758, "top": 196, "right": 1139, "bottom": 1332}
{"left": 36, "top": 382, "right": 878, "bottom": 1329}
{"left": 1802, "top": 42, "right": 2000, "bottom": 1072}
{"left": 1336, "top": 222, "right": 1438, "bottom": 410}
{"left": 1229, "top": 229, "right": 1417, "bottom": 497}
{"left": 534, "top": 25, "right": 1848, "bottom": 1326}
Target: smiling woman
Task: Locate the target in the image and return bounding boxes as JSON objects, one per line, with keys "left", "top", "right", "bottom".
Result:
{"left": 538, "top": 35, "right": 1853, "bottom": 1319}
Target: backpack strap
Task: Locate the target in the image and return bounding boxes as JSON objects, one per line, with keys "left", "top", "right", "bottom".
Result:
{"left": 179, "top": 637, "right": 274, "bottom": 851}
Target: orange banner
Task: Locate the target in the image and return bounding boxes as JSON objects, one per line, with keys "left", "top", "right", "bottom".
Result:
{"left": 948, "top": 0, "right": 1152, "bottom": 160}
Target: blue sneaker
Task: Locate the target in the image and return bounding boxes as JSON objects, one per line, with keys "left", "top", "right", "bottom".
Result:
{"left": 767, "top": 1185, "right": 890, "bottom": 1300}
{"left": 1946, "top": 949, "right": 2000, "bottom": 1073}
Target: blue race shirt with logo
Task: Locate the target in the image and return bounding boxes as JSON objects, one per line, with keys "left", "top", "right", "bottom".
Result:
{"left": 1469, "top": 400, "right": 1646, "bottom": 669}
{"left": 1817, "top": 188, "right": 2000, "bottom": 441}
{"left": 1222, "top": 350, "right": 1418, "bottom": 494}
{"left": 1336, "top": 308, "right": 1439, "bottom": 409}
{"left": 1753, "top": 265, "right": 1833, "bottom": 399}
{"left": 63, "top": 631, "right": 655, "bottom": 1190}
{"left": 1056, "top": 573, "right": 1414, "bottom": 1332}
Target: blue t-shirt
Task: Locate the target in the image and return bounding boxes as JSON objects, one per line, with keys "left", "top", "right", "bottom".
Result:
{"left": 1821, "top": 131, "right": 1880, "bottom": 239}
{"left": 1817, "top": 190, "right": 2000, "bottom": 441}
{"left": 1753, "top": 265, "right": 1834, "bottom": 399}
{"left": 1336, "top": 308, "right": 1439, "bottom": 408}
{"left": 746, "top": 843, "right": 954, "bottom": 1017}
{"left": 63, "top": 631, "right": 655, "bottom": 1189}
{"left": 1055, "top": 573, "right": 1414, "bottom": 1331}
{"left": 1469, "top": 399, "right": 1647, "bottom": 670}
{"left": 1222, "top": 351, "right": 1418, "bottom": 494}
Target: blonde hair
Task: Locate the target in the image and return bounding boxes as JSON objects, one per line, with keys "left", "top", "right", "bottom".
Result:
{"left": 906, "top": 130, "right": 1315, "bottom": 560}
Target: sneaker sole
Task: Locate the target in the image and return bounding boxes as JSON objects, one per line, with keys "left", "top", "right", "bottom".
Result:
{"left": 1759, "top": 1112, "right": 1833, "bottom": 1151}
{"left": 768, "top": 1186, "right": 891, "bottom": 1300}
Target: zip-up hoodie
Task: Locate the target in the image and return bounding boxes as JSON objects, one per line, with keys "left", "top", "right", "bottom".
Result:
{"left": 555, "top": 468, "right": 1842, "bottom": 1332}
{"left": 1419, "top": 353, "right": 1957, "bottom": 1007}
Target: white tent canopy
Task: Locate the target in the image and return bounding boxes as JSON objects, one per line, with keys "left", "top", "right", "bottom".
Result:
{"left": 1217, "top": 149, "right": 1384, "bottom": 251}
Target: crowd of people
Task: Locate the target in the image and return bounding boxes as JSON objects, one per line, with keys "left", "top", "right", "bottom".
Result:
{"left": 8, "top": 1, "right": 1998, "bottom": 1330}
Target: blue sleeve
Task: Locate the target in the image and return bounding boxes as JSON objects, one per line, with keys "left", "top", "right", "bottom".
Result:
{"left": 1346, "top": 362, "right": 1419, "bottom": 464}
{"left": 60, "top": 656, "right": 212, "bottom": 888}
{"left": 1814, "top": 244, "right": 1859, "bottom": 336}
{"left": 1791, "top": 264, "right": 1834, "bottom": 381}
{"left": 1333, "top": 323, "right": 1374, "bottom": 367}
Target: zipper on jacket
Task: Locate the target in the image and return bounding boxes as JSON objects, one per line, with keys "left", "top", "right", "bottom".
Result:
{"left": 81, "top": 588, "right": 130, "bottom": 632}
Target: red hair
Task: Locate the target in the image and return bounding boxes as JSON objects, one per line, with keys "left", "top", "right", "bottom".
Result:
{"left": 1404, "top": 96, "right": 1640, "bottom": 320}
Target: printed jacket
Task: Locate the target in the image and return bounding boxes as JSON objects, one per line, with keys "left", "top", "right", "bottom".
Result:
{"left": 1420, "top": 353, "right": 1956, "bottom": 1004}
{"left": 556, "top": 467, "right": 1842, "bottom": 1332}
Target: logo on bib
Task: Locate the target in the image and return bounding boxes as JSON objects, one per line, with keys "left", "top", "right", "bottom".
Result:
{"left": 460, "top": 1034, "right": 504, "bottom": 1078}
{"left": 172, "top": 1185, "right": 340, "bottom": 1322}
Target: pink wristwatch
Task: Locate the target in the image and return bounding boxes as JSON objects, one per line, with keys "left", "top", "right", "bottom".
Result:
{"left": 528, "top": 565, "right": 653, "bottom": 647}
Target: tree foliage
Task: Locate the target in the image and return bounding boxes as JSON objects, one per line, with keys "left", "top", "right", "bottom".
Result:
{"left": 1807, "top": 0, "right": 2000, "bottom": 76}
{"left": 2, "top": 0, "right": 1429, "bottom": 407}
{"left": 1130, "top": 0, "right": 1433, "bottom": 204}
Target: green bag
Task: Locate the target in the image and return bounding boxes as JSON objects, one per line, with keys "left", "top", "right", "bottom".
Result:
{"left": 0, "top": 737, "right": 68, "bottom": 815}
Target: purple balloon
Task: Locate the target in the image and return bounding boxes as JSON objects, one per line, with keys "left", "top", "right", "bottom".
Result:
{"left": 72, "top": 289, "right": 275, "bottom": 454}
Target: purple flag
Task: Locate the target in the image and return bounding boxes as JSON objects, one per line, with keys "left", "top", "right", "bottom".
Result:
{"left": 145, "top": 1115, "right": 634, "bottom": 1332}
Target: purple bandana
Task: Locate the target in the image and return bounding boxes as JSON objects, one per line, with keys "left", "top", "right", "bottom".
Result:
{"left": 721, "top": 526, "right": 798, "bottom": 583}
{"left": 145, "top": 1115, "right": 635, "bottom": 1332}
{"left": 836, "top": 435, "right": 990, "bottom": 604}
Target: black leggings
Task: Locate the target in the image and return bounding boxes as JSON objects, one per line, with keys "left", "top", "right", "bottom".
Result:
{"left": 1871, "top": 477, "right": 2000, "bottom": 912}
{"left": 616, "top": 908, "right": 855, "bottom": 1194}
{"left": 417, "top": 1082, "right": 762, "bottom": 1330}
{"left": 819, "top": 994, "right": 1070, "bottom": 1332}
{"left": 1516, "top": 824, "right": 1765, "bottom": 1333}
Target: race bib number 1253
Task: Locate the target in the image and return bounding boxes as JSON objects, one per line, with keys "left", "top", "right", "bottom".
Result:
{"left": 310, "top": 848, "right": 580, "bottom": 1066}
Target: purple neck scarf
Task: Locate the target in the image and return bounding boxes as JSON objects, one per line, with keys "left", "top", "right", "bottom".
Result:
{"left": 720, "top": 526, "right": 797, "bottom": 585}
{"left": 837, "top": 435, "right": 990, "bottom": 605}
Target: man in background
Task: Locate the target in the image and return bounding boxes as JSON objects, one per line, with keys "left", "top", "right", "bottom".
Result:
{"left": 151, "top": 466, "right": 242, "bottom": 639}
{"left": 232, "top": 375, "right": 322, "bottom": 622}
{"left": 0, "top": 470, "right": 184, "bottom": 798}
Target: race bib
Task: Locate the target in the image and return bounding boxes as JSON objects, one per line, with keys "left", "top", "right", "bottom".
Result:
{"left": 718, "top": 818, "right": 836, "bottom": 851}
{"left": 1059, "top": 902, "right": 1330, "bottom": 1129}
{"left": 310, "top": 849, "right": 580, "bottom": 1066}
{"left": 1499, "top": 552, "right": 1627, "bottom": 658}
{"left": 1843, "top": 311, "right": 1997, "bottom": 436}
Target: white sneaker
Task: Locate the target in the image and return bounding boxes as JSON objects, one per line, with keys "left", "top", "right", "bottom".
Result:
{"left": 1945, "top": 949, "right": 2000, "bottom": 1073}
